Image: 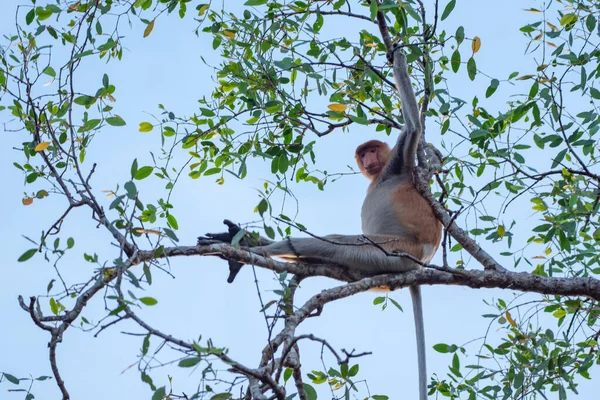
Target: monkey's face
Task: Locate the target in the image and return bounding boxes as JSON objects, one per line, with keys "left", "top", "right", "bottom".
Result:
{"left": 358, "top": 146, "right": 384, "bottom": 177}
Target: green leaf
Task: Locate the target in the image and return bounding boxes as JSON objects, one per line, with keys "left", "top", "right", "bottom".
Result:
{"left": 373, "top": 296, "right": 385, "bottom": 305}
{"left": 131, "top": 159, "right": 138, "bottom": 178}
{"left": 152, "top": 386, "right": 166, "bottom": 400}
{"left": 106, "top": 116, "right": 126, "bottom": 126}
{"left": 551, "top": 148, "right": 567, "bottom": 168}
{"left": 348, "top": 364, "right": 359, "bottom": 377}
{"left": 124, "top": 181, "right": 137, "bottom": 199}
{"left": 303, "top": 384, "right": 317, "bottom": 400}
{"left": 369, "top": 0, "right": 378, "bottom": 21}
{"left": 264, "top": 225, "right": 275, "bottom": 239}
{"left": 450, "top": 50, "right": 461, "bottom": 73}
{"left": 3, "top": 373, "right": 20, "bottom": 385}
{"left": 67, "top": 238, "right": 75, "bottom": 248}
{"left": 586, "top": 14, "right": 597, "bottom": 32}
{"left": 135, "top": 166, "right": 154, "bottom": 180}
{"left": 167, "top": 214, "right": 179, "bottom": 230}
{"left": 36, "top": 7, "right": 53, "bottom": 21}
{"left": 313, "top": 11, "right": 324, "bottom": 31}
{"left": 590, "top": 87, "right": 600, "bottom": 99}
{"left": 349, "top": 115, "right": 368, "bottom": 125}
{"left": 244, "top": 0, "right": 267, "bottom": 5}
{"left": 43, "top": 66, "right": 56, "bottom": 78}
{"left": 74, "top": 95, "right": 95, "bottom": 106}
{"left": 455, "top": 26, "right": 465, "bottom": 45}
{"left": 210, "top": 394, "right": 232, "bottom": 400}
{"left": 528, "top": 80, "right": 539, "bottom": 99}
{"left": 283, "top": 368, "right": 293, "bottom": 383}
{"left": 441, "top": 0, "right": 456, "bottom": 21}
{"left": 140, "top": 297, "right": 158, "bottom": 306}
{"left": 179, "top": 357, "right": 201, "bottom": 368}
{"left": 433, "top": 343, "right": 457, "bottom": 353}
{"left": 559, "top": 13, "right": 577, "bottom": 26}
{"left": 467, "top": 57, "right": 477, "bottom": 80}
{"left": 18, "top": 248, "right": 37, "bottom": 262}
{"left": 139, "top": 122, "right": 153, "bottom": 132}
{"left": 486, "top": 79, "right": 499, "bottom": 98}
{"left": 25, "top": 9, "right": 35, "bottom": 25}
{"left": 470, "top": 129, "right": 488, "bottom": 140}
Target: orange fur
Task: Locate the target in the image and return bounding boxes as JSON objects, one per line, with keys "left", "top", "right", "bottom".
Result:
{"left": 392, "top": 183, "right": 442, "bottom": 249}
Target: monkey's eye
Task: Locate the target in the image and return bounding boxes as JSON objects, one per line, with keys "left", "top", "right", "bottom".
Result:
{"left": 369, "top": 148, "right": 376, "bottom": 153}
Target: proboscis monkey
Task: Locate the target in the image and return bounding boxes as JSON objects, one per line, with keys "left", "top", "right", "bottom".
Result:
{"left": 200, "top": 48, "right": 441, "bottom": 400}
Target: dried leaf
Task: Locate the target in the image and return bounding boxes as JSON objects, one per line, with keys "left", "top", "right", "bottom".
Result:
{"left": 35, "top": 141, "right": 50, "bottom": 151}
{"left": 506, "top": 311, "right": 517, "bottom": 327}
{"left": 328, "top": 103, "right": 347, "bottom": 112}
{"left": 143, "top": 19, "right": 155, "bottom": 38}
{"left": 471, "top": 36, "right": 481, "bottom": 53}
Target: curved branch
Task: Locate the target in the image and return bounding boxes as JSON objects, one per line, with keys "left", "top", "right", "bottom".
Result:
{"left": 142, "top": 243, "right": 600, "bottom": 301}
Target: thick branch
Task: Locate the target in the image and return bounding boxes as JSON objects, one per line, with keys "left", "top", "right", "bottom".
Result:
{"left": 146, "top": 243, "right": 600, "bottom": 301}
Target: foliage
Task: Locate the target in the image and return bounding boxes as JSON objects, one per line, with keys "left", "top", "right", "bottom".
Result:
{"left": 1, "top": 0, "right": 600, "bottom": 399}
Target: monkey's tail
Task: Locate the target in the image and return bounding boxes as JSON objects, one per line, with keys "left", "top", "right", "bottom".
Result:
{"left": 409, "top": 285, "right": 427, "bottom": 400}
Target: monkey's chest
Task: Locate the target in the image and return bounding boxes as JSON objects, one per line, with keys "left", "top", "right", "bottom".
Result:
{"left": 361, "top": 183, "right": 410, "bottom": 236}
{"left": 361, "top": 182, "right": 436, "bottom": 240}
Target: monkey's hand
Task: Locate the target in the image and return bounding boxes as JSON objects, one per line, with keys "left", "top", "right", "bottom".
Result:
{"left": 197, "top": 219, "right": 245, "bottom": 284}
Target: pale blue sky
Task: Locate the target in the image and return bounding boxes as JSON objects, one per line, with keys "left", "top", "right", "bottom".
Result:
{"left": 1, "top": 1, "right": 595, "bottom": 399}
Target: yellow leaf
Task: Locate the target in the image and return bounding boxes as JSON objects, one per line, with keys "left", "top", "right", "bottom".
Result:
{"left": 143, "top": 19, "right": 155, "bottom": 38}
{"left": 35, "top": 141, "right": 50, "bottom": 151}
{"left": 506, "top": 311, "right": 517, "bottom": 327}
{"left": 471, "top": 36, "right": 481, "bottom": 54}
{"left": 497, "top": 225, "right": 505, "bottom": 237}
{"left": 531, "top": 255, "right": 546, "bottom": 259}
{"left": 546, "top": 42, "right": 557, "bottom": 48}
{"left": 223, "top": 30, "right": 235, "bottom": 39}
{"left": 546, "top": 22, "right": 558, "bottom": 32}
{"left": 516, "top": 75, "right": 534, "bottom": 80}
{"left": 533, "top": 33, "right": 543, "bottom": 41}
{"left": 328, "top": 103, "right": 347, "bottom": 112}
{"left": 135, "top": 229, "right": 162, "bottom": 235}
{"left": 139, "top": 122, "right": 153, "bottom": 132}
{"left": 524, "top": 8, "right": 541, "bottom": 13}
{"left": 22, "top": 197, "right": 33, "bottom": 206}
{"left": 198, "top": 4, "right": 209, "bottom": 16}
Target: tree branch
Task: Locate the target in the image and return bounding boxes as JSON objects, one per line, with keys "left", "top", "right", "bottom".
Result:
{"left": 142, "top": 243, "right": 600, "bottom": 301}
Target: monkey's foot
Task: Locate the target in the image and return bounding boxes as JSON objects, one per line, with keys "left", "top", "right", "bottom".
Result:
{"left": 197, "top": 219, "right": 245, "bottom": 283}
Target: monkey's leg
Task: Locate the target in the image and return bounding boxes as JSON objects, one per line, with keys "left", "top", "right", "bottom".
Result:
{"left": 251, "top": 234, "right": 421, "bottom": 273}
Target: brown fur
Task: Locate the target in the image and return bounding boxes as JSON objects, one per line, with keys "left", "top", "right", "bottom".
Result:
{"left": 391, "top": 183, "right": 442, "bottom": 249}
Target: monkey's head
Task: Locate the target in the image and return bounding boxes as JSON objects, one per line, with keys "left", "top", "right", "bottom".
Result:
{"left": 355, "top": 140, "right": 390, "bottom": 180}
